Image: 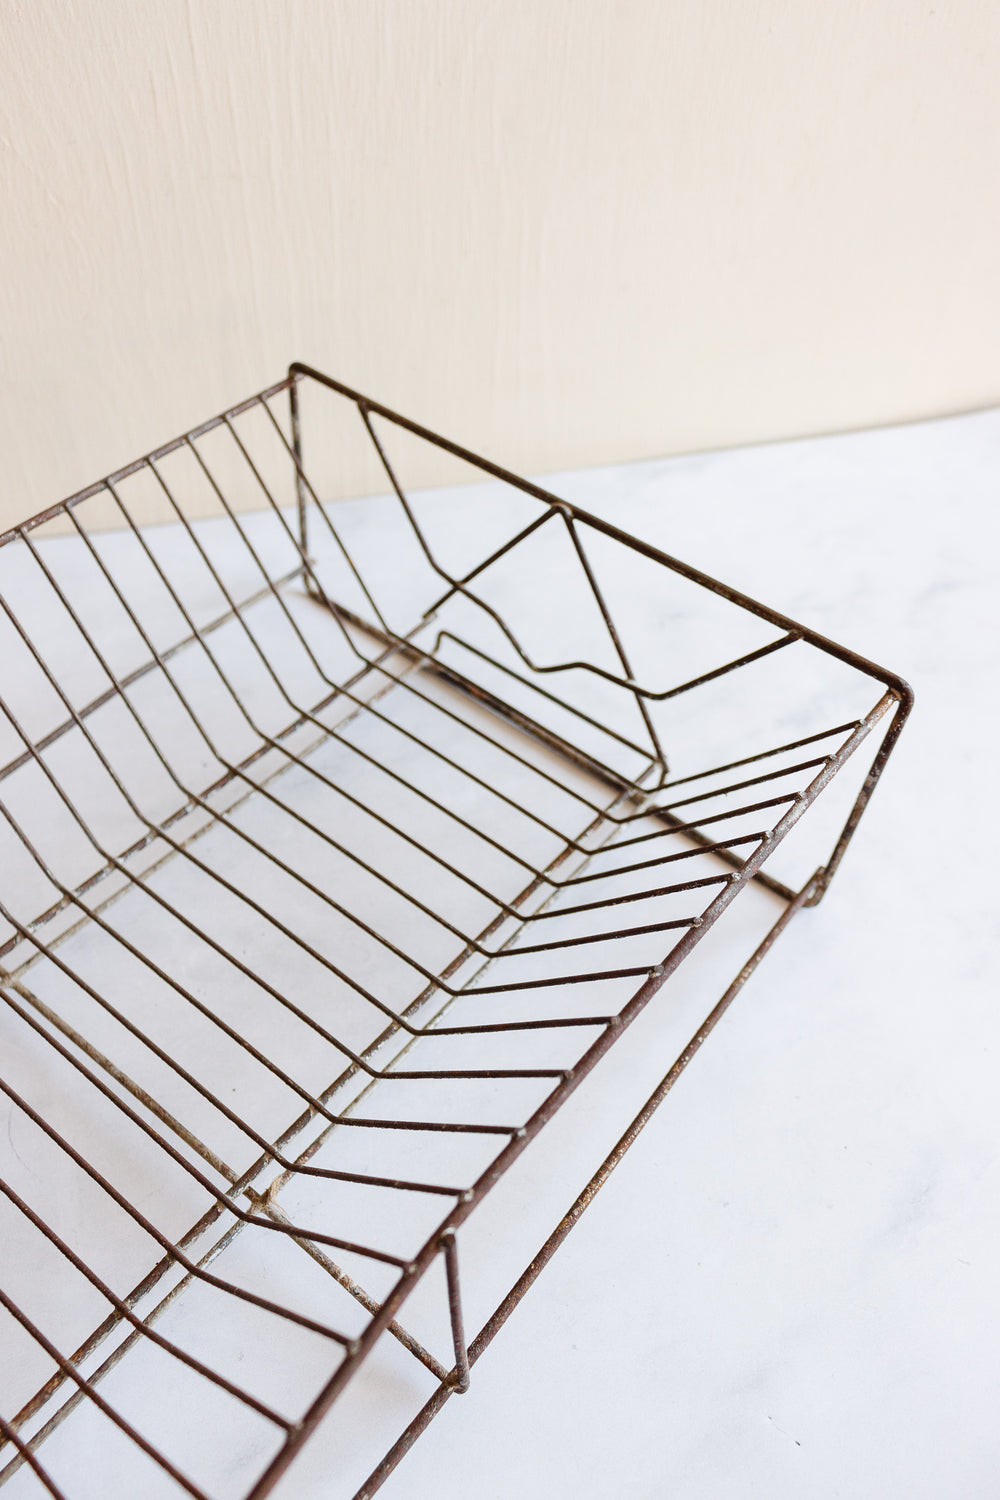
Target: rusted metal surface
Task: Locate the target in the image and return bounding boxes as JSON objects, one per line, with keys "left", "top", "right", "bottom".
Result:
{"left": 0, "top": 365, "right": 911, "bottom": 1497}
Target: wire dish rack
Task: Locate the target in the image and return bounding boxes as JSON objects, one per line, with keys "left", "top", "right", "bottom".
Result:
{"left": 0, "top": 364, "right": 912, "bottom": 1499}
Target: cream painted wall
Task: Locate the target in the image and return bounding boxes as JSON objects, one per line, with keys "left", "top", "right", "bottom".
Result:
{"left": 1, "top": 0, "right": 998, "bottom": 530}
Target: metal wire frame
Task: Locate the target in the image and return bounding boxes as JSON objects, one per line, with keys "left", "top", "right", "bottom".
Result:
{"left": 0, "top": 365, "right": 913, "bottom": 1499}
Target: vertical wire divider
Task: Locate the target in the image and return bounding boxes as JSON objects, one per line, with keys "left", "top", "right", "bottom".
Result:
{"left": 0, "top": 365, "right": 912, "bottom": 1498}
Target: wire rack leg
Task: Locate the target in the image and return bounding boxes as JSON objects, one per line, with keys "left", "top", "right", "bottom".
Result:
{"left": 440, "top": 1232, "right": 471, "bottom": 1395}
{"left": 806, "top": 688, "right": 913, "bottom": 906}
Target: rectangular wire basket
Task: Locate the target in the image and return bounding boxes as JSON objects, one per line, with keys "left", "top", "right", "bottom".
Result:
{"left": 0, "top": 364, "right": 912, "bottom": 1499}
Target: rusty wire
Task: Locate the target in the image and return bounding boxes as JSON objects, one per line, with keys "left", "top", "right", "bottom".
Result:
{"left": 0, "top": 365, "right": 912, "bottom": 1498}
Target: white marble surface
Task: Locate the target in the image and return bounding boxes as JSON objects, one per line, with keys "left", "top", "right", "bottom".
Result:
{"left": 378, "top": 408, "right": 1000, "bottom": 1499}
{"left": 2, "top": 403, "right": 997, "bottom": 1500}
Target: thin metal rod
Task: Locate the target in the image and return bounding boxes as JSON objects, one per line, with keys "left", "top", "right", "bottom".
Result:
{"left": 0, "top": 1211, "right": 254, "bottom": 1485}
{"left": 297, "top": 611, "right": 861, "bottom": 831}
{"left": 0, "top": 1413, "right": 68, "bottom": 1500}
{"left": 0, "top": 655, "right": 396, "bottom": 966}
{"left": 289, "top": 364, "right": 912, "bottom": 701}
{"left": 359, "top": 403, "right": 798, "bottom": 706}
{"left": 0, "top": 563, "right": 304, "bottom": 788}
{"left": 257, "top": 391, "right": 656, "bottom": 771}
{"left": 246, "top": 1193, "right": 451, "bottom": 1384}
{"left": 807, "top": 690, "right": 914, "bottom": 904}
{"left": 560, "top": 509, "right": 667, "bottom": 768}
{"left": 0, "top": 1284, "right": 212, "bottom": 1500}
{"left": 289, "top": 375, "right": 308, "bottom": 563}
{"left": 0, "top": 375, "right": 294, "bottom": 547}
{"left": 657, "top": 720, "right": 861, "bottom": 790}
{"left": 420, "top": 506, "right": 556, "bottom": 617}
{"left": 0, "top": 1176, "right": 293, "bottom": 1431}
{"left": 351, "top": 872, "right": 820, "bottom": 1498}
{"left": 440, "top": 1232, "right": 471, "bottom": 1394}
{"left": 0, "top": 988, "right": 408, "bottom": 1282}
